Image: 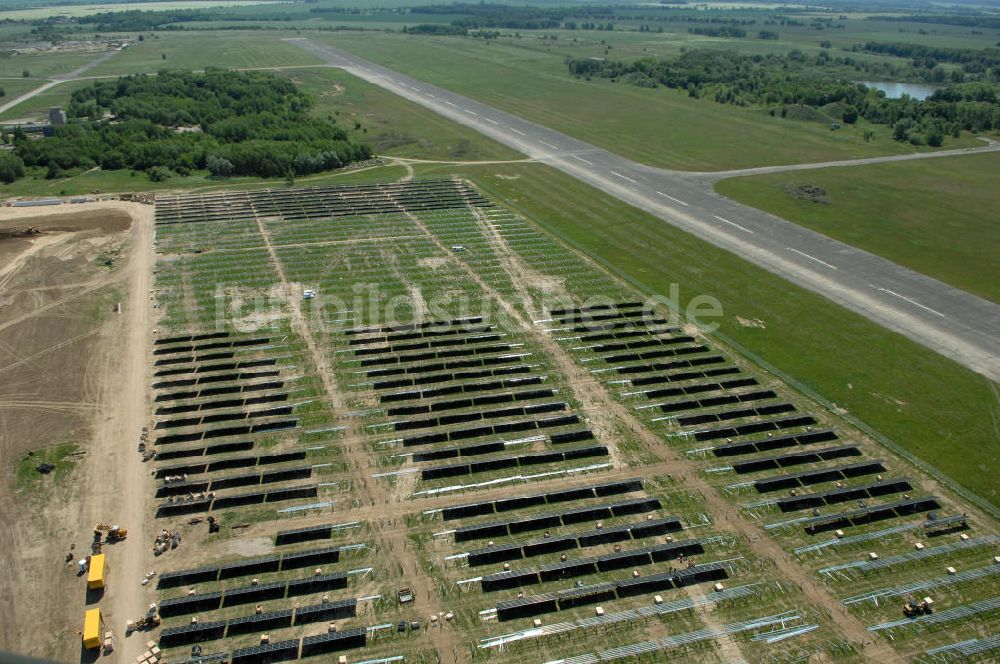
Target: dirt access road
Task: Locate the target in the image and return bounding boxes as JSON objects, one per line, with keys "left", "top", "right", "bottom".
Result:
{"left": 0, "top": 202, "right": 156, "bottom": 664}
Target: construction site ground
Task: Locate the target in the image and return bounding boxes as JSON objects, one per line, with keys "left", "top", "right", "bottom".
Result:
{"left": 0, "top": 203, "right": 155, "bottom": 663}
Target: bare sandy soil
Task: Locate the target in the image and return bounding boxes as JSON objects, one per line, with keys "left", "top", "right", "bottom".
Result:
{"left": 0, "top": 202, "right": 156, "bottom": 663}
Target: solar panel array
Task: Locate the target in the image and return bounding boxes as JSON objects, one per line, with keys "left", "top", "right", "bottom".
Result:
{"left": 144, "top": 179, "right": 997, "bottom": 663}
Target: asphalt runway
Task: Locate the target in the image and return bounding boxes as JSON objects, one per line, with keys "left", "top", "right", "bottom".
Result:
{"left": 287, "top": 38, "right": 1000, "bottom": 381}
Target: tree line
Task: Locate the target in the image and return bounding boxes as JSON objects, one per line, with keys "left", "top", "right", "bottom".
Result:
{"left": 4, "top": 69, "right": 371, "bottom": 184}
{"left": 566, "top": 49, "right": 1000, "bottom": 145}
{"left": 855, "top": 41, "right": 1000, "bottom": 78}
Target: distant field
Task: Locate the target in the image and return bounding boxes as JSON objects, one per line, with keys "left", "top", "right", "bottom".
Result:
{"left": 84, "top": 31, "right": 323, "bottom": 76}
{"left": 282, "top": 67, "right": 523, "bottom": 162}
{"left": 716, "top": 152, "right": 1000, "bottom": 304}
{"left": 313, "top": 31, "right": 981, "bottom": 171}
{"left": 0, "top": 1, "right": 286, "bottom": 20}
{"left": 0, "top": 50, "right": 101, "bottom": 80}
{"left": 401, "top": 159, "right": 1000, "bottom": 508}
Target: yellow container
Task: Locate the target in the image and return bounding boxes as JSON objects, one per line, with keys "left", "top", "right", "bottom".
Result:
{"left": 87, "top": 553, "right": 107, "bottom": 590}
{"left": 83, "top": 608, "right": 103, "bottom": 649}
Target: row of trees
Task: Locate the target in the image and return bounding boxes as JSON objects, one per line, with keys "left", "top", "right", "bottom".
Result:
{"left": 6, "top": 70, "right": 371, "bottom": 183}
{"left": 855, "top": 41, "right": 1000, "bottom": 78}
{"left": 866, "top": 13, "right": 1000, "bottom": 30}
{"left": 566, "top": 50, "right": 1000, "bottom": 143}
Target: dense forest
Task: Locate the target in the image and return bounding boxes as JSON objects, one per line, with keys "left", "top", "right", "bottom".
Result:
{"left": 6, "top": 70, "right": 371, "bottom": 183}
{"left": 567, "top": 50, "right": 1000, "bottom": 145}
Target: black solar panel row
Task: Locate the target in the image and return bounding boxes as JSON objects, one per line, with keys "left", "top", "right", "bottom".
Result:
{"left": 629, "top": 363, "right": 737, "bottom": 387}
{"left": 731, "top": 443, "right": 857, "bottom": 473}
{"left": 421, "top": 445, "right": 608, "bottom": 480}
{"left": 615, "top": 354, "right": 725, "bottom": 376}
{"left": 395, "top": 400, "right": 567, "bottom": 432}
{"left": 467, "top": 516, "right": 683, "bottom": 567}
{"left": 156, "top": 482, "right": 317, "bottom": 516}
{"left": 494, "top": 562, "right": 728, "bottom": 621}
{"left": 693, "top": 416, "right": 817, "bottom": 442}
{"left": 402, "top": 414, "right": 581, "bottom": 447}
{"left": 155, "top": 450, "right": 306, "bottom": 479}
{"left": 677, "top": 401, "right": 793, "bottom": 427}
{"left": 156, "top": 405, "right": 295, "bottom": 431}
{"left": 712, "top": 429, "right": 838, "bottom": 458}
{"left": 803, "top": 496, "right": 941, "bottom": 534}
{"left": 155, "top": 440, "right": 255, "bottom": 462}
{"left": 154, "top": 358, "right": 277, "bottom": 378}
{"left": 570, "top": 326, "right": 680, "bottom": 345}
{"left": 659, "top": 389, "right": 776, "bottom": 415}
{"left": 561, "top": 318, "right": 671, "bottom": 335}
{"left": 548, "top": 302, "right": 643, "bottom": 317}
{"left": 158, "top": 545, "right": 341, "bottom": 588}
{"left": 639, "top": 377, "right": 756, "bottom": 401}
{"left": 353, "top": 332, "right": 502, "bottom": 358}
{"left": 386, "top": 388, "right": 556, "bottom": 417}
{"left": 480, "top": 539, "right": 706, "bottom": 591}
{"left": 591, "top": 335, "right": 695, "bottom": 354}
{"left": 455, "top": 498, "right": 661, "bottom": 543}
{"left": 154, "top": 418, "right": 298, "bottom": 445}
{"left": 754, "top": 460, "right": 885, "bottom": 493}
{"left": 155, "top": 331, "right": 230, "bottom": 346}
{"left": 381, "top": 376, "right": 543, "bottom": 407}
{"left": 158, "top": 621, "right": 227, "bottom": 647}
{"left": 156, "top": 393, "right": 289, "bottom": 416}
{"left": 299, "top": 628, "right": 367, "bottom": 657}
{"left": 372, "top": 364, "right": 533, "bottom": 391}
{"left": 551, "top": 308, "right": 656, "bottom": 326}
{"left": 153, "top": 337, "right": 270, "bottom": 356}
{"left": 155, "top": 378, "right": 284, "bottom": 398}
{"left": 778, "top": 478, "right": 912, "bottom": 513}
{"left": 348, "top": 324, "right": 492, "bottom": 347}
{"left": 442, "top": 479, "right": 642, "bottom": 521}
{"left": 366, "top": 352, "right": 528, "bottom": 379}
{"left": 155, "top": 352, "right": 235, "bottom": 367}
{"left": 230, "top": 639, "right": 299, "bottom": 664}
{"left": 360, "top": 343, "right": 516, "bottom": 368}
{"left": 347, "top": 315, "right": 483, "bottom": 337}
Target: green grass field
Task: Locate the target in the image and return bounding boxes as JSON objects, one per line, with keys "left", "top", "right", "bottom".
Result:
{"left": 84, "top": 31, "right": 324, "bottom": 76}
{"left": 399, "top": 160, "right": 1000, "bottom": 508}
{"left": 312, "top": 31, "right": 983, "bottom": 171}
{"left": 715, "top": 152, "right": 1000, "bottom": 304}
{"left": 0, "top": 1, "right": 284, "bottom": 20}
{"left": 279, "top": 67, "right": 523, "bottom": 162}
{"left": 0, "top": 50, "right": 101, "bottom": 80}
{"left": 0, "top": 77, "right": 45, "bottom": 108}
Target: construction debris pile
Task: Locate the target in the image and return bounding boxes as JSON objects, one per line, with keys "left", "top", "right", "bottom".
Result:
{"left": 153, "top": 528, "right": 181, "bottom": 556}
{"left": 138, "top": 426, "right": 155, "bottom": 461}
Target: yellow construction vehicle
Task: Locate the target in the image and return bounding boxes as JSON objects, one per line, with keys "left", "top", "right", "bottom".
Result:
{"left": 95, "top": 523, "right": 127, "bottom": 542}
